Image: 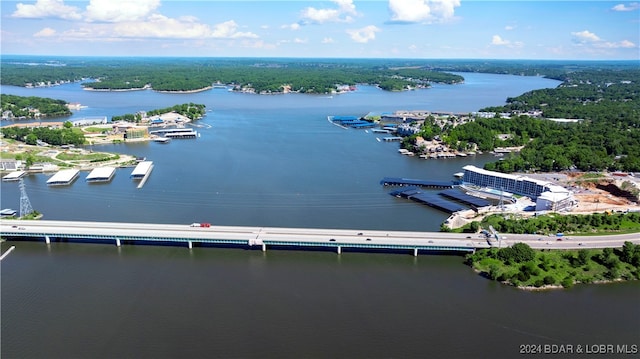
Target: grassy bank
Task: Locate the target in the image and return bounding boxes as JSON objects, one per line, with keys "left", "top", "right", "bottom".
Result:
{"left": 466, "top": 242, "right": 640, "bottom": 289}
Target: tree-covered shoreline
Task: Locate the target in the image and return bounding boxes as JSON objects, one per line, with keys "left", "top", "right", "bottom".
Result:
{"left": 0, "top": 94, "right": 71, "bottom": 119}
{"left": 466, "top": 242, "right": 640, "bottom": 289}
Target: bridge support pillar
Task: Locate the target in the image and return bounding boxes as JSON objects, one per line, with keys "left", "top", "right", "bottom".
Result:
{"left": 413, "top": 248, "right": 418, "bottom": 257}
{"left": 262, "top": 243, "right": 266, "bottom": 252}
{"left": 116, "top": 238, "right": 121, "bottom": 247}
{"left": 45, "top": 235, "right": 50, "bottom": 245}
{"left": 188, "top": 241, "right": 193, "bottom": 249}
{"left": 337, "top": 246, "right": 342, "bottom": 255}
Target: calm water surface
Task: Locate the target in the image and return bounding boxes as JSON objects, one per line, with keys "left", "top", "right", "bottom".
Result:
{"left": 2, "top": 73, "right": 638, "bottom": 358}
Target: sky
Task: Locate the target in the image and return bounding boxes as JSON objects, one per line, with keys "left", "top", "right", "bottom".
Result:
{"left": 1, "top": 0, "right": 639, "bottom": 60}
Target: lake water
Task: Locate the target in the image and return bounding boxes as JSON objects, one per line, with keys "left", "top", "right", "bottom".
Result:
{"left": 2, "top": 72, "right": 638, "bottom": 358}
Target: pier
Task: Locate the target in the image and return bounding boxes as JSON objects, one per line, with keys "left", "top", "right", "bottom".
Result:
{"left": 2, "top": 171, "right": 27, "bottom": 182}
{"left": 130, "top": 161, "right": 153, "bottom": 188}
{"left": 46, "top": 169, "right": 79, "bottom": 186}
{"left": 389, "top": 187, "right": 467, "bottom": 213}
{"left": 439, "top": 188, "right": 491, "bottom": 208}
{"left": 149, "top": 128, "right": 197, "bottom": 138}
{"left": 86, "top": 167, "right": 116, "bottom": 183}
{"left": 380, "top": 177, "right": 455, "bottom": 189}
{"left": 328, "top": 116, "right": 376, "bottom": 129}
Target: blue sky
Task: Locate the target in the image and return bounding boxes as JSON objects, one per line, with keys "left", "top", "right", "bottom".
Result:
{"left": 1, "top": 0, "right": 639, "bottom": 59}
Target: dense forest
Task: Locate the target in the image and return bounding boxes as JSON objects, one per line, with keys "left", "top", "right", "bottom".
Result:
{"left": 480, "top": 69, "right": 640, "bottom": 172}
{"left": 0, "top": 94, "right": 71, "bottom": 118}
{"left": 0, "top": 57, "right": 479, "bottom": 93}
{"left": 1, "top": 122, "right": 85, "bottom": 146}
{"left": 112, "top": 103, "right": 206, "bottom": 122}
{"left": 2, "top": 57, "right": 638, "bottom": 171}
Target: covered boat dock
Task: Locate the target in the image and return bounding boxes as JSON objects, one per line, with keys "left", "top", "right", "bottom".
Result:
{"left": 380, "top": 177, "right": 455, "bottom": 189}
{"left": 46, "top": 169, "right": 79, "bottom": 186}
{"left": 389, "top": 187, "right": 467, "bottom": 213}
{"left": 86, "top": 167, "right": 116, "bottom": 183}
{"left": 2, "top": 171, "right": 27, "bottom": 182}
{"left": 439, "top": 188, "right": 491, "bottom": 208}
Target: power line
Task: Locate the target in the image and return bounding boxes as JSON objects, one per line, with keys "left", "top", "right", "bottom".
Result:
{"left": 19, "top": 179, "right": 33, "bottom": 218}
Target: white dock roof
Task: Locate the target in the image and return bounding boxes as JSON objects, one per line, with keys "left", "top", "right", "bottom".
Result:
{"left": 131, "top": 161, "right": 153, "bottom": 177}
{"left": 2, "top": 170, "right": 27, "bottom": 181}
{"left": 86, "top": 167, "right": 115, "bottom": 181}
{"left": 47, "top": 169, "right": 79, "bottom": 184}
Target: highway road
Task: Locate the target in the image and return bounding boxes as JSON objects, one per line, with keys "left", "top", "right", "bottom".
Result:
{"left": 1, "top": 220, "right": 638, "bottom": 251}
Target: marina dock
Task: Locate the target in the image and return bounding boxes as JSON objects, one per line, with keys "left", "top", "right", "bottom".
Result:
{"left": 46, "top": 169, "right": 79, "bottom": 186}
{"left": 328, "top": 116, "right": 376, "bottom": 129}
{"left": 380, "top": 177, "right": 455, "bottom": 189}
{"left": 149, "top": 128, "right": 197, "bottom": 138}
{"left": 131, "top": 161, "right": 154, "bottom": 188}
{"left": 389, "top": 187, "right": 467, "bottom": 213}
{"left": 86, "top": 167, "right": 116, "bottom": 183}
{"left": 2, "top": 171, "right": 27, "bottom": 182}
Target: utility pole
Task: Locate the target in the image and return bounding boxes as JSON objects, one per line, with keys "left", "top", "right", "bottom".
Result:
{"left": 19, "top": 178, "right": 33, "bottom": 218}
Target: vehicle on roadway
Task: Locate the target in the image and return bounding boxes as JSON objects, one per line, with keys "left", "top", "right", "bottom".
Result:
{"left": 190, "top": 223, "right": 211, "bottom": 228}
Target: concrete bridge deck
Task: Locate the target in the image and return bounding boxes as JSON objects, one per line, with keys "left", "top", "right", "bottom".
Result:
{"left": 1, "top": 220, "right": 638, "bottom": 255}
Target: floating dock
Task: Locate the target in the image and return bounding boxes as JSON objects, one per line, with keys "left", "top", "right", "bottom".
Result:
{"left": 130, "top": 161, "right": 153, "bottom": 180}
{"left": 2, "top": 171, "right": 27, "bottom": 182}
{"left": 86, "top": 167, "right": 116, "bottom": 183}
{"left": 1, "top": 209, "right": 18, "bottom": 217}
{"left": 46, "top": 169, "right": 79, "bottom": 186}
{"left": 439, "top": 188, "right": 491, "bottom": 208}
{"left": 383, "top": 136, "right": 403, "bottom": 142}
{"left": 328, "top": 116, "right": 376, "bottom": 129}
{"left": 131, "top": 161, "right": 153, "bottom": 188}
{"left": 165, "top": 131, "right": 197, "bottom": 139}
{"left": 149, "top": 128, "right": 197, "bottom": 138}
{"left": 153, "top": 137, "right": 171, "bottom": 143}
{"left": 380, "top": 177, "right": 454, "bottom": 189}
{"left": 389, "top": 187, "right": 467, "bottom": 213}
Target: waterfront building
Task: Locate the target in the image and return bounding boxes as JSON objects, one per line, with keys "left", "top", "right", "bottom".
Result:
{"left": 124, "top": 127, "right": 148, "bottom": 140}
{"left": 461, "top": 164, "right": 576, "bottom": 212}
{"left": 535, "top": 191, "right": 576, "bottom": 212}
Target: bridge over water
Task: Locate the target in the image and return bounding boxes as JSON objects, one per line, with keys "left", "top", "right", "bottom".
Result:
{"left": 1, "top": 220, "right": 488, "bottom": 256}
{"left": 2, "top": 220, "right": 637, "bottom": 256}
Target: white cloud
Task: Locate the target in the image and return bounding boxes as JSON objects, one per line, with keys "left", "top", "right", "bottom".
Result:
{"left": 12, "top": 0, "right": 81, "bottom": 20}
{"left": 322, "top": 37, "right": 335, "bottom": 44}
{"left": 282, "top": 23, "right": 301, "bottom": 30}
{"left": 300, "top": 0, "right": 358, "bottom": 24}
{"left": 211, "top": 20, "right": 258, "bottom": 39}
{"left": 505, "top": 25, "right": 515, "bottom": 31}
{"left": 111, "top": 17, "right": 257, "bottom": 39}
{"left": 34, "top": 27, "right": 57, "bottom": 37}
{"left": 571, "top": 30, "right": 601, "bottom": 43}
{"left": 85, "top": 0, "right": 160, "bottom": 23}
{"left": 570, "top": 30, "right": 636, "bottom": 51}
{"left": 612, "top": 2, "right": 640, "bottom": 11}
{"left": 491, "top": 35, "right": 523, "bottom": 48}
{"left": 346, "top": 25, "right": 380, "bottom": 43}
{"left": 388, "top": 0, "right": 460, "bottom": 23}
{"left": 595, "top": 40, "right": 637, "bottom": 48}
{"left": 293, "top": 38, "right": 307, "bottom": 44}
{"left": 491, "top": 35, "right": 509, "bottom": 46}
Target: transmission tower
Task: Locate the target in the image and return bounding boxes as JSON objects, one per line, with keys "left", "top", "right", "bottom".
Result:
{"left": 19, "top": 179, "right": 33, "bottom": 218}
